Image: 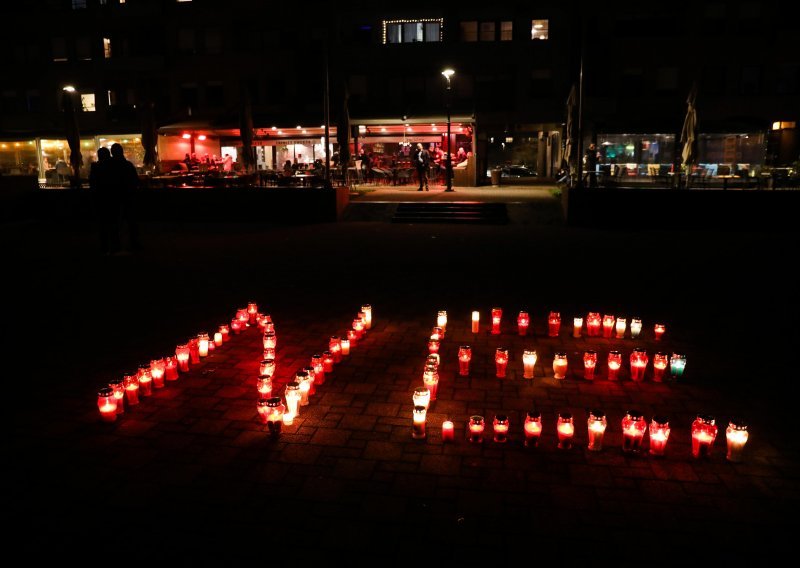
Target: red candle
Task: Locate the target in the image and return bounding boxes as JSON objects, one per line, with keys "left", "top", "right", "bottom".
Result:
{"left": 329, "top": 336, "right": 342, "bottom": 363}
{"left": 471, "top": 310, "right": 480, "bottom": 334}
{"left": 353, "top": 318, "right": 365, "bottom": 339}
{"left": 587, "top": 410, "right": 607, "bottom": 451}
{"left": 137, "top": 367, "right": 153, "bottom": 397}
{"left": 442, "top": 420, "right": 455, "bottom": 442}
{"left": 311, "top": 354, "right": 325, "bottom": 385}
{"left": 517, "top": 311, "right": 530, "bottom": 336}
{"left": 123, "top": 373, "right": 139, "bottom": 406}
{"left": 256, "top": 374, "right": 272, "bottom": 399}
{"left": 262, "top": 331, "right": 277, "bottom": 350}
{"left": 524, "top": 411, "right": 542, "bottom": 447}
{"left": 412, "top": 406, "right": 427, "bottom": 439}
{"left": 557, "top": 413, "right": 574, "bottom": 449}
{"left": 491, "top": 308, "right": 502, "bottom": 335}
{"left": 437, "top": 310, "right": 448, "bottom": 334}
{"left": 322, "top": 351, "right": 334, "bottom": 373}
{"left": 495, "top": 347, "right": 509, "bottom": 378}
{"left": 247, "top": 301, "right": 258, "bottom": 325}
{"left": 548, "top": 311, "right": 561, "bottom": 337}
{"left": 262, "top": 347, "right": 276, "bottom": 361}
{"left": 428, "top": 338, "right": 440, "bottom": 354}
{"left": 630, "top": 349, "right": 649, "bottom": 382}
{"left": 256, "top": 399, "right": 270, "bottom": 424}
{"left": 493, "top": 414, "right": 510, "bottom": 443}
{"left": 621, "top": 411, "right": 647, "bottom": 453}
{"left": 431, "top": 326, "right": 443, "bottom": 341}
{"left": 176, "top": 344, "right": 190, "bottom": 372}
{"left": 423, "top": 366, "right": 439, "bottom": 401}
{"left": 188, "top": 338, "right": 200, "bottom": 365}
{"left": 468, "top": 415, "right": 485, "bottom": 443}
{"left": 236, "top": 308, "right": 249, "bottom": 326}
{"left": 691, "top": 414, "right": 718, "bottom": 458}
{"left": 97, "top": 387, "right": 117, "bottom": 422}
{"left": 150, "top": 358, "right": 166, "bottom": 389}
{"left": 263, "top": 321, "right": 275, "bottom": 333}
{"left": 213, "top": 331, "right": 223, "bottom": 346}
{"left": 164, "top": 356, "right": 178, "bottom": 381}
{"left": 197, "top": 333, "right": 210, "bottom": 357}
{"left": 206, "top": 339, "right": 215, "bottom": 352}
{"left": 607, "top": 350, "right": 622, "bottom": 380}
{"left": 340, "top": 337, "right": 351, "bottom": 356}
{"left": 230, "top": 319, "right": 242, "bottom": 335}
{"left": 218, "top": 324, "right": 230, "bottom": 343}
{"left": 346, "top": 329, "right": 358, "bottom": 347}
{"left": 265, "top": 397, "right": 285, "bottom": 437}
{"left": 458, "top": 346, "right": 472, "bottom": 376}
{"left": 583, "top": 351, "right": 598, "bottom": 380}
{"left": 109, "top": 378, "right": 125, "bottom": 415}
{"left": 654, "top": 323, "right": 666, "bottom": 341}
{"left": 586, "top": 312, "right": 602, "bottom": 337}
{"left": 652, "top": 352, "right": 668, "bottom": 382}
{"left": 303, "top": 366, "right": 317, "bottom": 395}
{"left": 602, "top": 315, "right": 615, "bottom": 338}
{"left": 649, "top": 416, "right": 670, "bottom": 456}
{"left": 426, "top": 353, "right": 440, "bottom": 369}
{"left": 553, "top": 352, "right": 568, "bottom": 380}
{"left": 362, "top": 304, "right": 373, "bottom": 330}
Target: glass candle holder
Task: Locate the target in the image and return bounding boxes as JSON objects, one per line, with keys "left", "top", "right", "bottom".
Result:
{"left": 218, "top": 324, "right": 230, "bottom": 343}
{"left": 587, "top": 312, "right": 601, "bottom": 337}
{"left": 726, "top": 419, "right": 749, "bottom": 463}
{"left": 176, "top": 344, "right": 190, "bottom": 372}
{"left": 493, "top": 414, "right": 510, "bottom": 443}
{"left": 602, "top": 315, "right": 615, "bottom": 338}
{"left": 296, "top": 371, "right": 311, "bottom": 406}
{"left": 311, "top": 354, "right": 325, "bottom": 385}
{"left": 442, "top": 419, "right": 455, "bottom": 442}
{"left": 262, "top": 348, "right": 276, "bottom": 362}
{"left": 353, "top": 318, "right": 365, "bottom": 339}
{"left": 607, "top": 351, "right": 622, "bottom": 380}
{"left": 256, "top": 399, "right": 270, "bottom": 424}
{"left": 630, "top": 349, "right": 649, "bottom": 382}
{"left": 629, "top": 318, "right": 642, "bottom": 339}
{"left": 468, "top": 415, "right": 485, "bottom": 443}
{"left": 346, "top": 329, "right": 358, "bottom": 347}
{"left": 164, "top": 356, "right": 178, "bottom": 381}
{"left": 97, "top": 387, "right": 117, "bottom": 422}
{"left": 284, "top": 382, "right": 301, "bottom": 425}
{"left": 256, "top": 374, "right": 272, "bottom": 399}
{"left": 361, "top": 304, "right": 372, "bottom": 329}
{"left": 615, "top": 318, "right": 626, "bottom": 339}
{"left": 412, "top": 387, "right": 431, "bottom": 410}
{"left": 691, "top": 414, "right": 718, "bottom": 459}
{"left": 437, "top": 310, "right": 448, "bottom": 333}
{"left": 329, "top": 336, "right": 342, "bottom": 362}
{"left": 188, "top": 339, "right": 200, "bottom": 365}
{"left": 458, "top": 346, "right": 472, "bottom": 376}
{"left": 109, "top": 378, "right": 125, "bottom": 414}
{"left": 150, "top": 358, "right": 166, "bottom": 388}
{"left": 426, "top": 354, "right": 440, "bottom": 369}
{"left": 517, "top": 311, "right": 530, "bottom": 336}
{"left": 197, "top": 333, "right": 210, "bottom": 357}
{"left": 548, "top": 311, "right": 561, "bottom": 337}
{"left": 428, "top": 338, "right": 440, "bottom": 354}
{"left": 522, "top": 350, "right": 538, "bottom": 379}
{"left": 263, "top": 321, "right": 275, "bottom": 334}
{"left": 412, "top": 405, "right": 427, "bottom": 439}
{"left": 582, "top": 351, "right": 598, "bottom": 380}
{"left": 652, "top": 352, "right": 668, "bottom": 382}
{"left": 322, "top": 351, "right": 334, "bottom": 373}
{"left": 573, "top": 317, "right": 583, "bottom": 338}
{"left": 207, "top": 339, "right": 215, "bottom": 353}
{"left": 670, "top": 353, "right": 686, "bottom": 379}
{"left": 587, "top": 409, "right": 607, "bottom": 451}
{"left": 357, "top": 310, "right": 367, "bottom": 328}
{"left": 304, "top": 366, "right": 317, "bottom": 396}
{"left": 557, "top": 413, "right": 575, "bottom": 449}
{"left": 495, "top": 347, "right": 509, "bottom": 378}
{"left": 621, "top": 411, "right": 647, "bottom": 453}
{"left": 491, "top": 308, "right": 502, "bottom": 335}
{"left": 213, "top": 331, "right": 223, "bottom": 347}
{"left": 471, "top": 310, "right": 480, "bottom": 333}
{"left": 649, "top": 415, "right": 670, "bottom": 456}
{"left": 236, "top": 308, "right": 249, "bottom": 326}
{"left": 431, "top": 327, "right": 443, "bottom": 341}
{"left": 524, "top": 411, "right": 543, "bottom": 447}
{"left": 123, "top": 373, "right": 140, "bottom": 406}
{"left": 247, "top": 302, "right": 258, "bottom": 325}
{"left": 263, "top": 331, "right": 277, "bottom": 350}
{"left": 137, "top": 367, "right": 153, "bottom": 397}
{"left": 259, "top": 358, "right": 276, "bottom": 377}
{"left": 230, "top": 319, "right": 242, "bottom": 335}
{"left": 553, "top": 352, "right": 568, "bottom": 380}
{"left": 423, "top": 366, "right": 439, "bottom": 401}
{"left": 654, "top": 323, "right": 666, "bottom": 341}
{"left": 340, "top": 337, "right": 351, "bottom": 356}
{"left": 266, "top": 397, "right": 285, "bottom": 436}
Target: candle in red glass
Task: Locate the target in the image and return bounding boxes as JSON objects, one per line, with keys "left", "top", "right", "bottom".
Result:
{"left": 557, "top": 412, "right": 575, "bottom": 449}
{"left": 322, "top": 351, "right": 334, "bottom": 373}
{"left": 329, "top": 336, "right": 342, "bottom": 362}
{"left": 437, "top": 310, "right": 448, "bottom": 334}
{"left": 340, "top": 337, "right": 351, "bottom": 356}
{"left": 654, "top": 323, "right": 666, "bottom": 341}
{"left": 615, "top": 317, "right": 626, "bottom": 339}
{"left": 362, "top": 304, "right": 372, "bottom": 330}
{"left": 311, "top": 354, "right": 325, "bottom": 385}
{"left": 573, "top": 317, "right": 583, "bottom": 338}
{"left": 263, "top": 331, "right": 277, "bottom": 350}
{"left": 691, "top": 414, "right": 718, "bottom": 459}
{"left": 97, "top": 387, "right": 117, "bottom": 422}
{"left": 602, "top": 315, "right": 615, "bottom": 338}
{"left": 524, "top": 411, "right": 542, "bottom": 447}
{"left": 726, "top": 419, "right": 749, "bottom": 463}
{"left": 649, "top": 416, "right": 670, "bottom": 456}
{"left": 197, "top": 333, "right": 210, "bottom": 357}
{"left": 284, "top": 382, "right": 301, "bottom": 424}
{"left": 522, "top": 350, "right": 538, "bottom": 379}
{"left": 137, "top": 367, "right": 153, "bottom": 397}
{"left": 265, "top": 397, "right": 285, "bottom": 437}
{"left": 621, "top": 411, "right": 647, "bottom": 453}
{"left": 303, "top": 366, "right": 317, "bottom": 395}
{"left": 553, "top": 352, "right": 568, "bottom": 380}
{"left": 493, "top": 414, "right": 510, "bottom": 443}
{"left": 412, "top": 387, "right": 431, "bottom": 410}
{"left": 257, "top": 399, "right": 270, "bottom": 424}
{"left": 256, "top": 374, "right": 272, "bottom": 399}
{"left": 247, "top": 302, "right": 258, "bottom": 325}
{"left": 495, "top": 347, "right": 509, "bottom": 378}
{"left": 109, "top": 378, "right": 125, "bottom": 414}
{"left": 150, "top": 358, "right": 166, "bottom": 388}
{"left": 491, "top": 308, "right": 502, "bottom": 335}
{"left": 213, "top": 331, "right": 223, "bottom": 347}
{"left": 587, "top": 409, "right": 607, "bottom": 451}
{"left": 206, "top": 338, "right": 215, "bottom": 353}
{"left": 261, "top": 349, "right": 276, "bottom": 363}
{"left": 219, "top": 324, "right": 230, "bottom": 342}
{"left": 652, "top": 352, "right": 668, "bottom": 382}
{"left": 586, "top": 312, "right": 601, "bottom": 337}
{"left": 471, "top": 310, "right": 480, "bottom": 333}
{"left": 607, "top": 351, "right": 622, "bottom": 380}
{"left": 430, "top": 327, "right": 443, "bottom": 341}
{"left": 263, "top": 321, "right": 275, "bottom": 334}
{"left": 548, "top": 311, "right": 561, "bottom": 337}
{"left": 583, "top": 350, "right": 598, "bottom": 380}
{"left": 296, "top": 371, "right": 311, "bottom": 406}
{"left": 123, "top": 373, "right": 139, "bottom": 406}
{"left": 353, "top": 318, "right": 365, "bottom": 339}
{"left": 236, "top": 308, "right": 249, "bottom": 326}
{"left": 468, "top": 415, "right": 485, "bottom": 443}
{"left": 423, "top": 365, "right": 439, "bottom": 401}
{"left": 630, "top": 349, "right": 649, "bottom": 382}
{"left": 457, "top": 346, "right": 472, "bottom": 376}
{"left": 426, "top": 354, "right": 440, "bottom": 369}
{"left": 412, "top": 405, "right": 427, "bottom": 439}
{"left": 428, "top": 338, "right": 440, "bottom": 354}
{"left": 517, "top": 311, "right": 530, "bottom": 336}
{"left": 346, "top": 329, "right": 358, "bottom": 347}
{"left": 230, "top": 319, "right": 242, "bottom": 335}
{"left": 164, "top": 356, "right": 178, "bottom": 381}
{"left": 629, "top": 318, "right": 642, "bottom": 339}
{"left": 442, "top": 420, "right": 455, "bottom": 442}
{"left": 188, "top": 339, "right": 200, "bottom": 365}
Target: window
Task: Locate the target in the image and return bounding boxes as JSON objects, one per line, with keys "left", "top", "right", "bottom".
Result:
{"left": 460, "top": 21, "right": 477, "bottom": 42}
{"left": 180, "top": 83, "right": 198, "bottom": 110}
{"left": 75, "top": 37, "right": 91, "bottom": 60}
{"left": 80, "top": 93, "right": 96, "bottom": 112}
{"left": 205, "top": 82, "right": 224, "bottom": 107}
{"left": 52, "top": 37, "right": 67, "bottom": 62}
{"left": 72, "top": 0, "right": 87, "bottom": 8}
{"left": 382, "top": 19, "right": 443, "bottom": 44}
{"left": 531, "top": 20, "right": 549, "bottom": 40}
{"left": 178, "top": 29, "right": 196, "bottom": 54}
{"left": 205, "top": 29, "right": 221, "bottom": 55}
{"left": 500, "top": 21, "right": 513, "bottom": 41}
{"left": 103, "top": 37, "right": 112, "bottom": 59}
{"left": 480, "top": 22, "right": 495, "bottom": 41}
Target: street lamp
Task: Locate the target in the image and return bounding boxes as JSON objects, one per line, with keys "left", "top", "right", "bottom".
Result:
{"left": 442, "top": 68, "right": 455, "bottom": 192}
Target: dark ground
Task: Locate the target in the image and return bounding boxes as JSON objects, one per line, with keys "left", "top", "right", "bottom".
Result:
{"left": 7, "top": 211, "right": 800, "bottom": 561}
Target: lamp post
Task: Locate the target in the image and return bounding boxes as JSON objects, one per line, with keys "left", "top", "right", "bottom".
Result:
{"left": 442, "top": 68, "right": 455, "bottom": 192}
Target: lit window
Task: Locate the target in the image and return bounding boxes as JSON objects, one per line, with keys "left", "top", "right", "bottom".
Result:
{"left": 103, "top": 38, "right": 112, "bottom": 59}
{"left": 500, "top": 21, "right": 513, "bottom": 41}
{"left": 107, "top": 90, "right": 116, "bottom": 106}
{"left": 531, "top": 19, "right": 549, "bottom": 40}
{"left": 382, "top": 19, "right": 443, "bottom": 44}
{"left": 461, "top": 21, "right": 477, "bottom": 42}
{"left": 80, "top": 93, "right": 96, "bottom": 112}
{"left": 479, "top": 22, "right": 495, "bottom": 42}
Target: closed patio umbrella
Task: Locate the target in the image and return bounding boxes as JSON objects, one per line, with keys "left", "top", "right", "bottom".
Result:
{"left": 563, "top": 84, "right": 577, "bottom": 179}
{"left": 239, "top": 86, "right": 256, "bottom": 174}
{"left": 336, "top": 85, "right": 351, "bottom": 185}
{"left": 140, "top": 101, "right": 159, "bottom": 173}
{"left": 62, "top": 89, "right": 82, "bottom": 189}
{"left": 680, "top": 84, "right": 698, "bottom": 188}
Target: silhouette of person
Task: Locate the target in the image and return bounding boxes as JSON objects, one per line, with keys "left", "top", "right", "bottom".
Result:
{"left": 90, "top": 147, "right": 116, "bottom": 255}
{"left": 109, "top": 143, "right": 141, "bottom": 252}
{"left": 414, "top": 143, "right": 430, "bottom": 191}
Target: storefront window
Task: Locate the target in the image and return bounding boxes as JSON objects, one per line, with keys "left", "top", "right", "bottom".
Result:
{"left": 0, "top": 140, "right": 37, "bottom": 175}
{"left": 697, "top": 133, "right": 764, "bottom": 175}
{"left": 96, "top": 135, "right": 144, "bottom": 168}
{"left": 597, "top": 134, "right": 675, "bottom": 176}
{"left": 383, "top": 19, "right": 443, "bottom": 44}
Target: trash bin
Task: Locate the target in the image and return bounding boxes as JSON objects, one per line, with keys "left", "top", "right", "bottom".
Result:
{"left": 490, "top": 168, "right": 501, "bottom": 186}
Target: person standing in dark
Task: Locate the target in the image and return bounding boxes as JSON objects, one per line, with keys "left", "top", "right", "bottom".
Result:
{"left": 414, "top": 143, "right": 430, "bottom": 191}
{"left": 109, "top": 143, "right": 141, "bottom": 252}
{"left": 90, "top": 147, "right": 116, "bottom": 255}
{"left": 584, "top": 143, "right": 599, "bottom": 188}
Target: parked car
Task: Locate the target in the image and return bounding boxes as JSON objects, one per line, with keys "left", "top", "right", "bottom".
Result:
{"left": 501, "top": 165, "right": 536, "bottom": 178}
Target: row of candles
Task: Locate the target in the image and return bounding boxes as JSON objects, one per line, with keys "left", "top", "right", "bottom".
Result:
{"left": 255, "top": 305, "right": 373, "bottom": 436}
{"left": 97, "top": 302, "right": 267, "bottom": 422}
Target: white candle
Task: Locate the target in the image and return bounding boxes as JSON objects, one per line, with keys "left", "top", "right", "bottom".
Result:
{"left": 471, "top": 311, "right": 480, "bottom": 333}
{"left": 573, "top": 317, "right": 583, "bottom": 338}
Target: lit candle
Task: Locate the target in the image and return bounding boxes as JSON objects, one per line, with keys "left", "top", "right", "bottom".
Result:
{"left": 493, "top": 414, "right": 510, "bottom": 443}
{"left": 219, "top": 324, "right": 230, "bottom": 342}
{"left": 175, "top": 344, "right": 190, "bottom": 372}
{"left": 431, "top": 327, "right": 443, "bottom": 341}
{"left": 629, "top": 318, "right": 642, "bottom": 339}
{"left": 621, "top": 411, "right": 647, "bottom": 453}
{"left": 726, "top": 419, "right": 749, "bottom": 463}
{"left": 259, "top": 358, "right": 276, "bottom": 377}
{"left": 587, "top": 409, "right": 607, "bottom": 451}
{"left": 197, "top": 333, "right": 209, "bottom": 357}
{"left": 670, "top": 353, "right": 686, "bottom": 379}
{"left": 630, "top": 349, "right": 648, "bottom": 382}
{"left": 468, "top": 415, "right": 485, "bottom": 443}
{"left": 615, "top": 317, "right": 626, "bottom": 339}
{"left": 495, "top": 347, "right": 509, "bottom": 378}
{"left": 283, "top": 382, "right": 301, "bottom": 425}
{"left": 361, "top": 304, "right": 372, "bottom": 329}
{"left": 236, "top": 308, "right": 249, "bottom": 326}
{"left": 256, "top": 314, "right": 268, "bottom": 331}
{"left": 471, "top": 310, "right": 480, "bottom": 334}
{"left": 164, "top": 356, "right": 178, "bottom": 381}
{"left": 329, "top": 336, "right": 342, "bottom": 362}
{"left": 586, "top": 312, "right": 601, "bottom": 337}
{"left": 524, "top": 411, "right": 542, "bottom": 447}
{"left": 517, "top": 311, "right": 530, "bottom": 336}
{"left": 137, "top": 367, "right": 153, "bottom": 397}
{"left": 522, "top": 349, "right": 538, "bottom": 379}
{"left": 263, "top": 331, "right": 277, "bottom": 350}
{"left": 583, "top": 350, "right": 598, "bottom": 380}
{"left": 442, "top": 420, "right": 455, "bottom": 442}
{"left": 573, "top": 317, "right": 583, "bottom": 338}
{"left": 123, "top": 373, "right": 139, "bottom": 406}
{"left": 256, "top": 374, "right": 272, "bottom": 399}
{"left": 426, "top": 354, "right": 440, "bottom": 368}
{"left": 109, "top": 378, "right": 125, "bottom": 414}
{"left": 346, "top": 329, "right": 358, "bottom": 347}
{"left": 654, "top": 323, "right": 666, "bottom": 341}
{"left": 553, "top": 352, "right": 568, "bottom": 380}
{"left": 303, "top": 366, "right": 317, "bottom": 395}
{"left": 207, "top": 339, "right": 215, "bottom": 353}
{"left": 340, "top": 337, "right": 351, "bottom": 356}
{"left": 607, "top": 350, "right": 622, "bottom": 380}
{"left": 423, "top": 366, "right": 439, "bottom": 402}
{"left": 263, "top": 321, "right": 275, "bottom": 334}
{"left": 213, "top": 332, "right": 223, "bottom": 347}
{"left": 353, "top": 318, "right": 365, "bottom": 339}
{"left": 296, "top": 371, "right": 311, "bottom": 406}
{"left": 691, "top": 414, "right": 718, "bottom": 458}
{"left": 437, "top": 310, "right": 448, "bottom": 333}
{"left": 230, "top": 318, "right": 242, "bottom": 335}
{"left": 97, "top": 387, "right": 117, "bottom": 422}
{"left": 548, "top": 311, "right": 561, "bottom": 337}
{"left": 649, "top": 416, "right": 670, "bottom": 456}
{"left": 247, "top": 302, "right": 258, "bottom": 325}
{"left": 602, "top": 315, "right": 615, "bottom": 338}
{"left": 428, "top": 338, "right": 440, "bottom": 354}
{"left": 150, "top": 358, "right": 166, "bottom": 388}
{"left": 652, "top": 352, "right": 668, "bottom": 382}
{"left": 557, "top": 412, "right": 575, "bottom": 449}
{"left": 262, "top": 347, "right": 276, "bottom": 361}
{"left": 188, "top": 338, "right": 200, "bottom": 365}
{"left": 322, "top": 351, "right": 334, "bottom": 373}
{"left": 491, "top": 308, "right": 502, "bottom": 335}
{"left": 412, "top": 387, "right": 431, "bottom": 410}
{"left": 311, "top": 354, "right": 325, "bottom": 386}
{"left": 265, "top": 397, "right": 285, "bottom": 437}
{"left": 257, "top": 399, "right": 270, "bottom": 424}
{"left": 458, "top": 345, "right": 472, "bottom": 376}
{"left": 412, "top": 406, "right": 427, "bottom": 439}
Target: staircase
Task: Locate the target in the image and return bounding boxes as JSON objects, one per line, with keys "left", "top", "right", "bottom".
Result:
{"left": 391, "top": 202, "right": 509, "bottom": 225}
